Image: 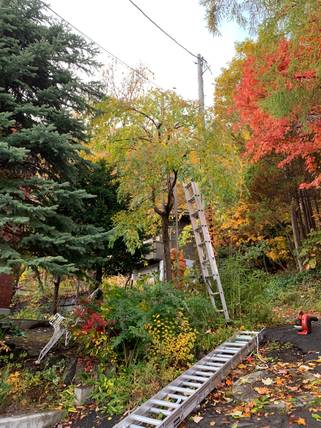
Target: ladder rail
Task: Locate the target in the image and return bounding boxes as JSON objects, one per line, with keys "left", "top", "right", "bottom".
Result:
{"left": 113, "top": 329, "right": 265, "bottom": 428}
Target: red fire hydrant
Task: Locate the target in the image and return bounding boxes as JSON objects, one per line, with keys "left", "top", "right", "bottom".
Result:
{"left": 294, "top": 310, "right": 318, "bottom": 335}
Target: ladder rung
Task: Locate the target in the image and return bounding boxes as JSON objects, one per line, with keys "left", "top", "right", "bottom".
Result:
{"left": 206, "top": 275, "right": 218, "bottom": 280}
{"left": 209, "top": 292, "right": 220, "bottom": 296}
{"left": 168, "top": 386, "right": 195, "bottom": 394}
{"left": 194, "top": 226, "right": 202, "bottom": 233}
{"left": 151, "top": 399, "right": 180, "bottom": 408}
{"left": 185, "top": 182, "right": 192, "bottom": 188}
{"left": 211, "top": 355, "right": 231, "bottom": 360}
{"left": 194, "top": 371, "right": 212, "bottom": 377}
{"left": 167, "top": 393, "right": 188, "bottom": 401}
{"left": 150, "top": 407, "right": 172, "bottom": 416}
{"left": 131, "top": 415, "right": 161, "bottom": 425}
{"left": 205, "top": 357, "right": 225, "bottom": 362}
{"left": 208, "top": 357, "right": 231, "bottom": 363}
{"left": 188, "top": 196, "right": 195, "bottom": 203}
{"left": 237, "top": 335, "right": 254, "bottom": 340}
{"left": 182, "top": 381, "right": 203, "bottom": 388}
{"left": 225, "top": 342, "right": 246, "bottom": 347}
{"left": 195, "top": 365, "right": 219, "bottom": 371}
{"left": 182, "top": 375, "right": 209, "bottom": 382}
{"left": 218, "top": 348, "right": 239, "bottom": 354}
{"left": 130, "top": 424, "right": 145, "bottom": 428}
{"left": 198, "top": 241, "right": 205, "bottom": 246}
{"left": 232, "top": 341, "right": 249, "bottom": 345}
{"left": 191, "top": 211, "right": 199, "bottom": 218}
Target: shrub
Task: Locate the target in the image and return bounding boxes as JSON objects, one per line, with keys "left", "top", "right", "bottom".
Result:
{"left": 101, "top": 281, "right": 186, "bottom": 361}
{"left": 68, "top": 299, "right": 117, "bottom": 364}
{"left": 0, "top": 372, "right": 12, "bottom": 409}
{"left": 145, "top": 312, "right": 196, "bottom": 367}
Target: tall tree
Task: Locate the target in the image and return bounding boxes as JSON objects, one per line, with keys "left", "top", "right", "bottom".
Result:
{"left": 92, "top": 87, "right": 241, "bottom": 281}
{"left": 0, "top": 0, "right": 109, "bottom": 282}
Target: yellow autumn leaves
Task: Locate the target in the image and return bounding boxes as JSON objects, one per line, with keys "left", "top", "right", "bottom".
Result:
{"left": 145, "top": 312, "right": 197, "bottom": 367}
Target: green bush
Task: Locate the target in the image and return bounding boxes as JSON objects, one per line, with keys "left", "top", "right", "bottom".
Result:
{"left": 219, "top": 251, "right": 273, "bottom": 323}
{"left": 102, "top": 281, "right": 186, "bottom": 361}
{"left": 88, "top": 360, "right": 182, "bottom": 415}
{"left": 0, "top": 373, "right": 12, "bottom": 408}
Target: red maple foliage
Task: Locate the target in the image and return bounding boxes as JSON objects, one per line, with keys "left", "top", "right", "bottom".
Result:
{"left": 233, "top": 20, "right": 321, "bottom": 188}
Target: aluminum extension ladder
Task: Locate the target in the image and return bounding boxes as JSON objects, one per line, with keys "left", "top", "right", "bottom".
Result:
{"left": 113, "top": 329, "right": 265, "bottom": 428}
{"left": 183, "top": 181, "right": 229, "bottom": 322}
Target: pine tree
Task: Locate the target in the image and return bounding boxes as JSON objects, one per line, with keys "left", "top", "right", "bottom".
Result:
{"left": 0, "top": 0, "right": 109, "bottom": 282}
{"left": 65, "top": 159, "right": 150, "bottom": 284}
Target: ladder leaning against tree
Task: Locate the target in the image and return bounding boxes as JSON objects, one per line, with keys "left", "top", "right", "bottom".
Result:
{"left": 183, "top": 181, "right": 230, "bottom": 323}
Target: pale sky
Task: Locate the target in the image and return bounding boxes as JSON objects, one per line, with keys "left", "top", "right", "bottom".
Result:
{"left": 46, "top": 0, "right": 248, "bottom": 106}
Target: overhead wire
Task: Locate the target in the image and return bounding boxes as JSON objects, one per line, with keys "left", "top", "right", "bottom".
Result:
{"left": 128, "top": 0, "right": 212, "bottom": 74}
{"left": 128, "top": 0, "right": 199, "bottom": 59}
{"left": 37, "top": 0, "right": 165, "bottom": 91}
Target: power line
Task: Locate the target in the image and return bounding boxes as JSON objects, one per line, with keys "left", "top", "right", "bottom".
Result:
{"left": 38, "top": 0, "right": 165, "bottom": 91}
{"left": 128, "top": 0, "right": 199, "bottom": 59}
{"left": 128, "top": 0, "right": 213, "bottom": 75}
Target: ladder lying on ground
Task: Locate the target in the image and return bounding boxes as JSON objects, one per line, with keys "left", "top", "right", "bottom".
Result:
{"left": 183, "top": 181, "right": 229, "bottom": 323}
{"left": 113, "top": 329, "right": 265, "bottom": 428}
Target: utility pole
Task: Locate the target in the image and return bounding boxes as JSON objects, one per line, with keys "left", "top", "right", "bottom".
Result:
{"left": 197, "top": 53, "right": 204, "bottom": 112}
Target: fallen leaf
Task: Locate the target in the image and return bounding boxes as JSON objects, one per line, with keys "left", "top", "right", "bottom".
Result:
{"left": 231, "top": 423, "right": 239, "bottom": 428}
{"left": 210, "top": 422, "right": 216, "bottom": 426}
{"left": 289, "top": 418, "right": 307, "bottom": 426}
{"left": 312, "top": 414, "right": 321, "bottom": 420}
{"left": 298, "top": 365, "right": 312, "bottom": 371}
{"left": 288, "top": 386, "right": 299, "bottom": 392}
{"left": 262, "top": 378, "right": 274, "bottom": 385}
{"left": 228, "top": 410, "right": 243, "bottom": 418}
{"left": 238, "top": 364, "right": 247, "bottom": 369}
{"left": 254, "top": 387, "right": 269, "bottom": 394}
{"left": 192, "top": 416, "right": 203, "bottom": 423}
{"left": 278, "top": 370, "right": 288, "bottom": 374}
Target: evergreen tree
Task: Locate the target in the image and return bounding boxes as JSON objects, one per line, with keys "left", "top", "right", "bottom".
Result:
{"left": 0, "top": 0, "right": 109, "bottom": 281}
{"left": 67, "top": 159, "right": 150, "bottom": 283}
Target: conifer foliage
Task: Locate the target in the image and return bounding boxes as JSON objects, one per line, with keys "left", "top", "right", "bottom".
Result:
{"left": 0, "top": 0, "right": 107, "bottom": 277}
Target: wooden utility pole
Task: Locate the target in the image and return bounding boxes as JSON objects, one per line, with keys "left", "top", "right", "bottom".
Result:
{"left": 197, "top": 54, "right": 204, "bottom": 112}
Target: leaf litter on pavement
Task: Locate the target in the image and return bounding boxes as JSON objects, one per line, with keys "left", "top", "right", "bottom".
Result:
{"left": 185, "top": 341, "right": 321, "bottom": 427}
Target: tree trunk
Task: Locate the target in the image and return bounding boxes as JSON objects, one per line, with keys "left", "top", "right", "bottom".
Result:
{"left": 76, "top": 278, "right": 80, "bottom": 303}
{"left": 263, "top": 253, "right": 268, "bottom": 274}
{"left": 52, "top": 276, "right": 62, "bottom": 315}
{"left": 314, "top": 197, "right": 321, "bottom": 229}
{"left": 302, "top": 193, "right": 312, "bottom": 232}
{"left": 298, "top": 192, "right": 309, "bottom": 237}
{"left": 307, "top": 195, "right": 316, "bottom": 230}
{"left": 95, "top": 266, "right": 103, "bottom": 285}
{"left": 290, "top": 204, "right": 303, "bottom": 271}
{"left": 297, "top": 206, "right": 307, "bottom": 241}
{"left": 274, "top": 216, "right": 295, "bottom": 255}
{"left": 154, "top": 173, "right": 177, "bottom": 283}
{"left": 161, "top": 213, "right": 172, "bottom": 281}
